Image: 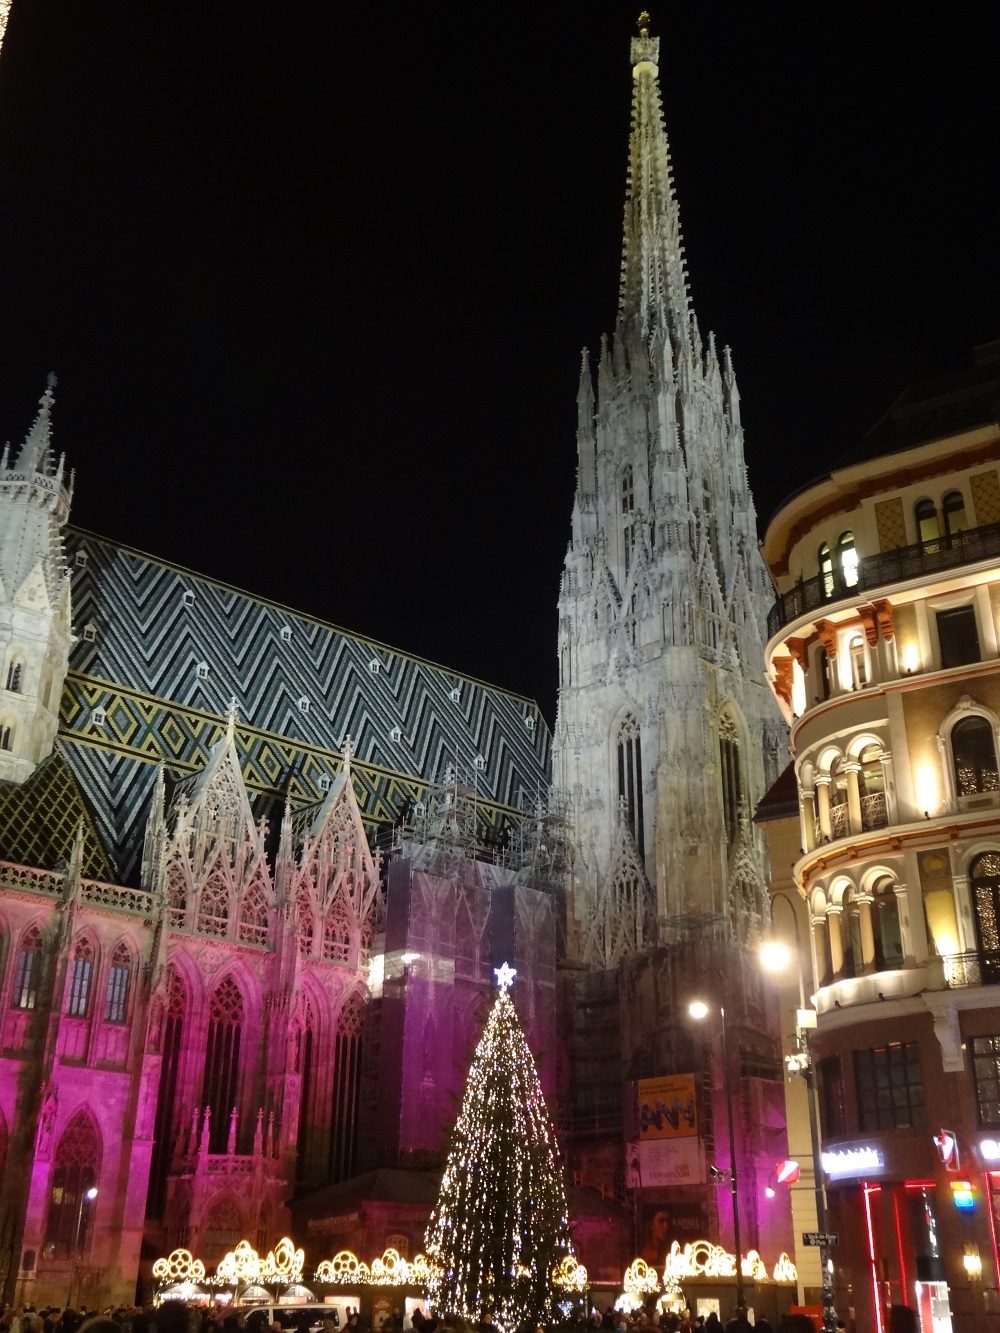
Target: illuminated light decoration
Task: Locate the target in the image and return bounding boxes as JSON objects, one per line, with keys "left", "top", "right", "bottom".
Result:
{"left": 216, "top": 1239, "right": 264, "bottom": 1286}
{"left": 314, "top": 1250, "right": 372, "bottom": 1285}
{"left": 623, "top": 1258, "right": 660, "bottom": 1297}
{"left": 984, "top": 1174, "right": 1000, "bottom": 1285}
{"left": 772, "top": 1253, "right": 798, "bottom": 1283}
{"left": 423, "top": 983, "right": 574, "bottom": 1333}
{"left": 262, "top": 1237, "right": 305, "bottom": 1285}
{"left": 152, "top": 1248, "right": 207, "bottom": 1284}
{"left": 963, "top": 1248, "right": 983, "bottom": 1279}
{"left": 933, "top": 1129, "right": 960, "bottom": 1170}
{"left": 494, "top": 960, "right": 517, "bottom": 990}
{"left": 551, "top": 1255, "right": 588, "bottom": 1293}
{"left": 370, "top": 1249, "right": 411, "bottom": 1286}
{"left": 951, "top": 1179, "right": 976, "bottom": 1211}
{"left": 0, "top": 2, "right": 10, "bottom": 61}
{"left": 661, "top": 1241, "right": 767, "bottom": 1284}
{"left": 822, "top": 1145, "right": 883, "bottom": 1179}
{"left": 981, "top": 1139, "right": 1000, "bottom": 1163}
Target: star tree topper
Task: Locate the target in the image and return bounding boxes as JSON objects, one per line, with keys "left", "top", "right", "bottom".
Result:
{"left": 494, "top": 961, "right": 516, "bottom": 990}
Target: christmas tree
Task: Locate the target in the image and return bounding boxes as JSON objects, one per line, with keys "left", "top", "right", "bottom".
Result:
{"left": 424, "top": 963, "right": 577, "bottom": 1332}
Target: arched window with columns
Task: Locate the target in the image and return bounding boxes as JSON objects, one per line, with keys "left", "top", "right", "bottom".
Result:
{"left": 871, "top": 876, "right": 903, "bottom": 970}
{"left": 44, "top": 1109, "right": 101, "bottom": 1258}
{"left": 104, "top": 942, "right": 132, "bottom": 1024}
{"left": 67, "top": 937, "right": 96, "bottom": 1017}
{"left": 12, "top": 925, "right": 43, "bottom": 1010}
{"left": 201, "top": 976, "right": 244, "bottom": 1152}
{"left": 952, "top": 715, "right": 999, "bottom": 798}
{"left": 859, "top": 744, "right": 888, "bottom": 830}
{"left": 616, "top": 713, "right": 644, "bottom": 854}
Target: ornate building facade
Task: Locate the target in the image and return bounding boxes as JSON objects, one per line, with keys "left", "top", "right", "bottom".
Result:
{"left": 761, "top": 344, "right": 1000, "bottom": 1332}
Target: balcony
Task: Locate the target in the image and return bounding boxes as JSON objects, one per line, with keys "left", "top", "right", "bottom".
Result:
{"left": 767, "top": 520, "right": 1000, "bottom": 637}
{"left": 942, "top": 949, "right": 1000, "bottom": 988}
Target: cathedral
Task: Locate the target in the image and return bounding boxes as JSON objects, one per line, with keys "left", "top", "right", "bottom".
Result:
{"left": 0, "top": 14, "right": 795, "bottom": 1315}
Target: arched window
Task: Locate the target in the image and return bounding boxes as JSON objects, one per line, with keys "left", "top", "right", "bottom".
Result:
{"left": 104, "top": 943, "right": 131, "bottom": 1023}
{"left": 297, "top": 887, "right": 315, "bottom": 956}
{"left": 915, "top": 498, "right": 940, "bottom": 552}
{"left": 872, "top": 877, "right": 903, "bottom": 970}
{"left": 828, "top": 760, "right": 849, "bottom": 840}
{"left": 13, "top": 926, "right": 43, "bottom": 1010}
{"left": 0, "top": 723, "right": 13, "bottom": 752}
{"left": 841, "top": 890, "right": 864, "bottom": 979}
{"left": 818, "top": 544, "right": 834, "bottom": 599}
{"left": 323, "top": 911, "right": 352, "bottom": 963}
{"left": 330, "top": 994, "right": 365, "bottom": 1184}
{"left": 197, "top": 873, "right": 229, "bottom": 938}
{"left": 296, "top": 998, "right": 317, "bottom": 1184}
{"left": 616, "top": 713, "right": 644, "bottom": 853}
{"left": 849, "top": 634, "right": 867, "bottom": 689}
{"left": 44, "top": 1110, "right": 101, "bottom": 1258}
{"left": 943, "top": 490, "right": 968, "bottom": 540}
{"left": 837, "top": 531, "right": 859, "bottom": 589}
{"left": 719, "top": 713, "right": 743, "bottom": 846}
{"left": 67, "top": 938, "right": 95, "bottom": 1017}
{"left": 149, "top": 967, "right": 186, "bottom": 1217}
{"left": 970, "top": 852, "right": 1000, "bottom": 983}
{"left": 238, "top": 880, "right": 269, "bottom": 947}
{"left": 5, "top": 661, "right": 22, "bottom": 693}
{"left": 859, "top": 744, "right": 888, "bottom": 830}
{"left": 952, "top": 715, "right": 999, "bottom": 797}
{"left": 202, "top": 977, "right": 244, "bottom": 1152}
{"left": 621, "top": 465, "right": 636, "bottom": 576}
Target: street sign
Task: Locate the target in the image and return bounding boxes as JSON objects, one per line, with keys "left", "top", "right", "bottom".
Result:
{"left": 802, "top": 1232, "right": 839, "bottom": 1247}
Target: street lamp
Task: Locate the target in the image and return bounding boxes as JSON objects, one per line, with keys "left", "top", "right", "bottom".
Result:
{"left": 760, "top": 894, "right": 836, "bottom": 1333}
{"left": 688, "top": 996, "right": 745, "bottom": 1314}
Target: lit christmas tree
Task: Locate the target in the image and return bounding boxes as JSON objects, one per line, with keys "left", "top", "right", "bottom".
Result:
{"left": 424, "top": 963, "right": 578, "bottom": 1332}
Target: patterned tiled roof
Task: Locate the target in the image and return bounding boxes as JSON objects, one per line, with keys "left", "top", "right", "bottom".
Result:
{"left": 51, "top": 528, "right": 551, "bottom": 880}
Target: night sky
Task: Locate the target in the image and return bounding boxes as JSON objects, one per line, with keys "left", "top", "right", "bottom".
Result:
{"left": 1, "top": 3, "right": 998, "bottom": 725}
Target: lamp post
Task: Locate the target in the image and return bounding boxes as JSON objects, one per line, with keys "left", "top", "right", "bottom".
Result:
{"left": 688, "top": 997, "right": 745, "bottom": 1314}
{"left": 73, "top": 1185, "right": 98, "bottom": 1258}
{"left": 760, "top": 894, "right": 837, "bottom": 1333}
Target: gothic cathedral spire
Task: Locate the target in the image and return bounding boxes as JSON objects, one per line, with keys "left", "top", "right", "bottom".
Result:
{"left": 555, "top": 16, "right": 784, "bottom": 967}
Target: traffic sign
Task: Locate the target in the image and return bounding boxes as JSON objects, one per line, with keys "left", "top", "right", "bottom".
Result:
{"left": 802, "top": 1232, "right": 839, "bottom": 1247}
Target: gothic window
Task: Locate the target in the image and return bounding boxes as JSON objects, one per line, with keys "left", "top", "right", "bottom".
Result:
{"left": 719, "top": 713, "right": 743, "bottom": 847}
{"left": 0, "top": 723, "right": 13, "bottom": 752}
{"left": 238, "top": 880, "right": 269, "bottom": 947}
{"left": 972, "top": 853, "right": 1000, "bottom": 986}
{"left": 818, "top": 543, "right": 834, "bottom": 599}
{"left": 837, "top": 531, "right": 859, "bottom": 588}
{"left": 44, "top": 1110, "right": 101, "bottom": 1259}
{"left": 915, "top": 498, "right": 940, "bottom": 552}
{"left": 295, "top": 998, "right": 317, "bottom": 1184}
{"left": 323, "top": 912, "right": 352, "bottom": 964}
{"left": 330, "top": 994, "right": 365, "bottom": 1184}
{"left": 104, "top": 943, "right": 131, "bottom": 1023}
{"left": 943, "top": 490, "right": 968, "bottom": 539}
{"left": 166, "top": 864, "right": 188, "bottom": 929}
{"left": 149, "top": 967, "right": 186, "bottom": 1217}
{"left": 13, "top": 926, "right": 43, "bottom": 1010}
{"left": 621, "top": 465, "right": 636, "bottom": 577}
{"left": 67, "top": 938, "right": 95, "bottom": 1017}
{"left": 616, "top": 713, "right": 644, "bottom": 854}
{"left": 201, "top": 977, "right": 244, "bottom": 1152}
{"left": 197, "top": 873, "right": 230, "bottom": 938}
{"left": 5, "top": 660, "right": 22, "bottom": 693}
{"left": 952, "top": 715, "right": 999, "bottom": 797}
{"left": 297, "top": 887, "right": 315, "bottom": 956}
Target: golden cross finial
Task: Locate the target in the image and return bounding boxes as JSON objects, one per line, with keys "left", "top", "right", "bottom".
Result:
{"left": 637, "top": 10, "right": 651, "bottom": 35}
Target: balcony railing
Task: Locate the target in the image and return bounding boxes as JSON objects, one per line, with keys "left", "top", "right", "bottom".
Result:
{"left": 943, "top": 949, "right": 1000, "bottom": 988}
{"left": 767, "top": 520, "right": 1000, "bottom": 637}
{"left": 861, "top": 791, "right": 888, "bottom": 831}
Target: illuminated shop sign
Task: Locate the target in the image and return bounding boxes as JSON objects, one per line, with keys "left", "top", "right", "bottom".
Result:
{"left": 933, "top": 1129, "right": 960, "bottom": 1170}
{"left": 821, "top": 1145, "right": 884, "bottom": 1179}
{"left": 980, "top": 1138, "right": 1000, "bottom": 1163}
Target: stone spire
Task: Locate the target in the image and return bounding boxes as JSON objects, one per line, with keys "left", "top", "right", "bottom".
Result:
{"left": 617, "top": 12, "right": 690, "bottom": 340}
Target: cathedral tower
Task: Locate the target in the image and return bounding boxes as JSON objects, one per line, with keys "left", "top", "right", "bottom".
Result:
{"left": 0, "top": 378, "right": 73, "bottom": 784}
{"left": 554, "top": 16, "right": 784, "bottom": 965}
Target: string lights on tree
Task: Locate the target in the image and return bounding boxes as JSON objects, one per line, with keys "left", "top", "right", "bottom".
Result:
{"left": 424, "top": 963, "right": 579, "bottom": 1333}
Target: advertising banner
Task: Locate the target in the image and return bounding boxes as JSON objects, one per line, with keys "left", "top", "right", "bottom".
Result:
{"left": 637, "top": 1073, "right": 697, "bottom": 1139}
{"left": 626, "top": 1136, "right": 706, "bottom": 1189}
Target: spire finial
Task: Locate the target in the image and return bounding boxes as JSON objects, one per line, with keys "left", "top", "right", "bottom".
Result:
{"left": 637, "top": 9, "right": 651, "bottom": 36}
{"left": 16, "top": 373, "right": 58, "bottom": 473}
{"left": 342, "top": 735, "right": 353, "bottom": 773}
{"left": 225, "top": 697, "right": 239, "bottom": 742}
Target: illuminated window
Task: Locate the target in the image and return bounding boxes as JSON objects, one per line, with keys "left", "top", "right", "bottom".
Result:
{"left": 971, "top": 1035, "right": 1000, "bottom": 1128}
{"left": 970, "top": 852, "right": 1000, "bottom": 982}
{"left": 67, "top": 938, "right": 94, "bottom": 1017}
{"left": 952, "top": 716, "right": 998, "bottom": 796}
{"left": 943, "top": 490, "right": 968, "bottom": 539}
{"left": 818, "top": 543, "right": 834, "bottom": 598}
{"left": 104, "top": 943, "right": 131, "bottom": 1023}
{"left": 915, "top": 498, "right": 940, "bottom": 552}
{"left": 937, "top": 605, "right": 980, "bottom": 668}
{"left": 13, "top": 926, "right": 43, "bottom": 1009}
{"left": 849, "top": 634, "right": 867, "bottom": 689}
{"left": 854, "top": 1042, "right": 925, "bottom": 1130}
{"left": 837, "top": 531, "right": 859, "bottom": 589}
